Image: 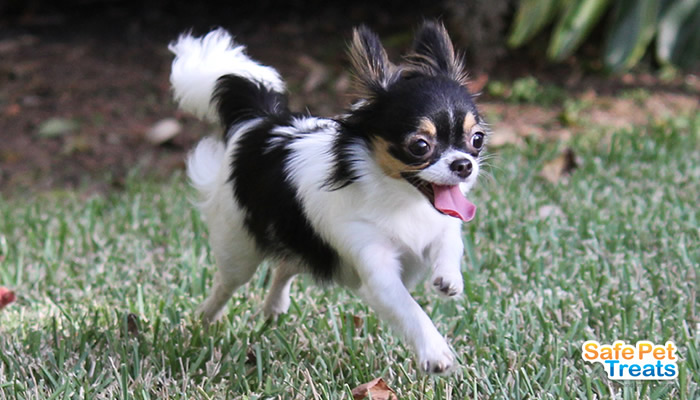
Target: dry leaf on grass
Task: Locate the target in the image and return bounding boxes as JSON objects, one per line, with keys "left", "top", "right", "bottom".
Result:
{"left": 5, "top": 103, "right": 21, "bottom": 117}
{"left": 246, "top": 347, "right": 257, "bottom": 365}
{"left": 353, "top": 314, "right": 364, "bottom": 330}
{"left": 352, "top": 377, "right": 397, "bottom": 400}
{"left": 540, "top": 148, "right": 579, "bottom": 183}
{"left": 467, "top": 73, "right": 489, "bottom": 93}
{"left": 126, "top": 313, "right": 140, "bottom": 336}
{"left": 0, "top": 287, "right": 16, "bottom": 310}
{"left": 487, "top": 126, "right": 526, "bottom": 148}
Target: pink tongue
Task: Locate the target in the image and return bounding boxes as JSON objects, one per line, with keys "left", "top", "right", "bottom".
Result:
{"left": 432, "top": 184, "right": 476, "bottom": 222}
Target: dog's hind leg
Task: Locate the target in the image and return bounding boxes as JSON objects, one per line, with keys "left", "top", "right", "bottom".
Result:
{"left": 198, "top": 234, "right": 262, "bottom": 324}
{"left": 196, "top": 180, "right": 264, "bottom": 324}
{"left": 263, "top": 261, "right": 300, "bottom": 318}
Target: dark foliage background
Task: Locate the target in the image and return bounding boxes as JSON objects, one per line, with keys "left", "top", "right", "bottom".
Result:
{"left": 0, "top": 0, "right": 697, "bottom": 193}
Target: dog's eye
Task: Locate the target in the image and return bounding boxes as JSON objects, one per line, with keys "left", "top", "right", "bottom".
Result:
{"left": 471, "top": 132, "right": 485, "bottom": 149}
{"left": 408, "top": 139, "right": 430, "bottom": 157}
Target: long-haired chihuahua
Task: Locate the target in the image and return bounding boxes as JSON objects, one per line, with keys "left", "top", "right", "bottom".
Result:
{"left": 169, "top": 21, "right": 487, "bottom": 374}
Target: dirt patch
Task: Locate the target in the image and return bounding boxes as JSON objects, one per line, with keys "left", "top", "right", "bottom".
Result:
{"left": 0, "top": 33, "right": 189, "bottom": 193}
{"left": 482, "top": 91, "right": 698, "bottom": 146}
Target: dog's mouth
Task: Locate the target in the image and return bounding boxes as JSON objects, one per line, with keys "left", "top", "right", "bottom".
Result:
{"left": 402, "top": 174, "right": 476, "bottom": 222}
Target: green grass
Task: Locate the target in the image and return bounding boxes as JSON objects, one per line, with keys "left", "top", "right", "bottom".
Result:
{"left": 1, "top": 114, "right": 698, "bottom": 399}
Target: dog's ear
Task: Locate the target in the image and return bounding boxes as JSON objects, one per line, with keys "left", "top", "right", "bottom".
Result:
{"left": 348, "top": 26, "right": 400, "bottom": 96}
{"left": 405, "top": 21, "right": 468, "bottom": 86}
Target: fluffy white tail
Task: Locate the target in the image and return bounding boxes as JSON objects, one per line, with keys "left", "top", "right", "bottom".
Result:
{"left": 186, "top": 136, "right": 226, "bottom": 205}
{"left": 169, "top": 28, "right": 285, "bottom": 123}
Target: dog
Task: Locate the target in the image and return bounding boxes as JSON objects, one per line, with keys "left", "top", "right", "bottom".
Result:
{"left": 169, "top": 21, "right": 487, "bottom": 375}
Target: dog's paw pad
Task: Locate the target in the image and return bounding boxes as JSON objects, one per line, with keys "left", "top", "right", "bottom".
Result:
{"left": 433, "top": 277, "right": 461, "bottom": 297}
{"left": 422, "top": 360, "right": 452, "bottom": 374}
{"left": 418, "top": 348, "right": 455, "bottom": 375}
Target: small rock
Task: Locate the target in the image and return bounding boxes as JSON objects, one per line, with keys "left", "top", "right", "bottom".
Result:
{"left": 146, "top": 118, "right": 182, "bottom": 145}
{"left": 38, "top": 117, "right": 79, "bottom": 138}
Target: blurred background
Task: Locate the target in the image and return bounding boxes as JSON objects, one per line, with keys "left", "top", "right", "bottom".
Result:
{"left": 1, "top": 0, "right": 698, "bottom": 194}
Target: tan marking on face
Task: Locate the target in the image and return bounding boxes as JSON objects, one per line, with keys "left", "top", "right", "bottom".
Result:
{"left": 372, "top": 137, "right": 429, "bottom": 179}
{"left": 418, "top": 118, "right": 437, "bottom": 138}
{"left": 463, "top": 112, "right": 477, "bottom": 133}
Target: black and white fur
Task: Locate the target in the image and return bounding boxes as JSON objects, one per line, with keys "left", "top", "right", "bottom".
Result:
{"left": 169, "top": 22, "right": 487, "bottom": 375}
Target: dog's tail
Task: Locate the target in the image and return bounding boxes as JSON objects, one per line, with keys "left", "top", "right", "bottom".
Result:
{"left": 170, "top": 29, "right": 289, "bottom": 203}
{"left": 169, "top": 28, "right": 289, "bottom": 131}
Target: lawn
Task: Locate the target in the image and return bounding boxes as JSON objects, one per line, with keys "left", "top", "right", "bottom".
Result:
{"left": 0, "top": 112, "right": 698, "bottom": 399}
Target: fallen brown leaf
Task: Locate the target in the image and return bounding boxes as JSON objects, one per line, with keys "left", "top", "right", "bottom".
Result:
{"left": 0, "top": 287, "right": 16, "bottom": 310}
{"left": 298, "top": 55, "right": 329, "bottom": 93}
{"left": 352, "top": 377, "right": 397, "bottom": 400}
{"left": 126, "top": 313, "right": 140, "bottom": 336}
{"left": 5, "top": 104, "right": 21, "bottom": 117}
{"left": 353, "top": 314, "right": 364, "bottom": 330}
{"left": 246, "top": 347, "right": 257, "bottom": 365}
{"left": 540, "top": 148, "right": 578, "bottom": 183}
{"left": 487, "top": 126, "right": 525, "bottom": 148}
{"left": 468, "top": 73, "right": 489, "bottom": 93}
{"left": 61, "top": 134, "right": 92, "bottom": 155}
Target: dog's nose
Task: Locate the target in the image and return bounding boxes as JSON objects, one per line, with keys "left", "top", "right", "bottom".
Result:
{"left": 449, "top": 158, "right": 472, "bottom": 178}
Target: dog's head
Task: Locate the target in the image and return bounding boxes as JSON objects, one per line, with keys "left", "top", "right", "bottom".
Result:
{"left": 338, "top": 21, "right": 486, "bottom": 221}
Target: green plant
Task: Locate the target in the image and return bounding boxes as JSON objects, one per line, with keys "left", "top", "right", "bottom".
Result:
{"left": 508, "top": 0, "right": 700, "bottom": 72}
{"left": 486, "top": 76, "right": 567, "bottom": 105}
{"left": 558, "top": 97, "right": 593, "bottom": 126}
{"left": 620, "top": 88, "right": 652, "bottom": 104}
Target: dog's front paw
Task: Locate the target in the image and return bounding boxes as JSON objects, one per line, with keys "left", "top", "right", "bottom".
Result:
{"left": 432, "top": 273, "right": 463, "bottom": 297}
{"left": 417, "top": 337, "right": 455, "bottom": 375}
{"left": 263, "top": 293, "right": 291, "bottom": 319}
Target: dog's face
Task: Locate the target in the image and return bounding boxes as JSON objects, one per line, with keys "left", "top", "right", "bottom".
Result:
{"left": 343, "top": 22, "right": 485, "bottom": 221}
